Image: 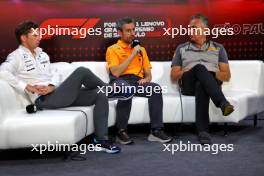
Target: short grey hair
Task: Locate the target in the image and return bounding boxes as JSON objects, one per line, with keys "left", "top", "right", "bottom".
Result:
{"left": 116, "top": 17, "right": 135, "bottom": 31}
{"left": 190, "top": 14, "right": 209, "bottom": 26}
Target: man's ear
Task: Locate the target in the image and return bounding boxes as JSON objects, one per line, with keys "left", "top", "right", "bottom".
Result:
{"left": 117, "top": 30, "right": 122, "bottom": 37}
{"left": 20, "top": 35, "right": 27, "bottom": 43}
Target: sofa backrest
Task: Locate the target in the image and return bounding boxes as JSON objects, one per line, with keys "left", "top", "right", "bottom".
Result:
{"left": 153, "top": 60, "right": 264, "bottom": 95}
{"left": 150, "top": 62, "right": 179, "bottom": 94}
{"left": 222, "top": 60, "right": 264, "bottom": 95}
{"left": 51, "top": 62, "right": 76, "bottom": 83}
{"left": 0, "top": 60, "right": 263, "bottom": 123}
{"left": 70, "top": 61, "right": 264, "bottom": 95}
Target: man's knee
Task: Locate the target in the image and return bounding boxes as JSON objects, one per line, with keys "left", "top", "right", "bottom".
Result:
{"left": 74, "top": 66, "right": 92, "bottom": 76}
{"left": 143, "top": 82, "right": 162, "bottom": 96}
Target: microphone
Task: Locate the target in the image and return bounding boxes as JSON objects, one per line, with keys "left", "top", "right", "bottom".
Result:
{"left": 26, "top": 104, "right": 37, "bottom": 113}
{"left": 131, "top": 39, "right": 143, "bottom": 57}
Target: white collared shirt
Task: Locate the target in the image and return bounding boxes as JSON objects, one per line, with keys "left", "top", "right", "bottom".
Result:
{"left": 0, "top": 45, "right": 60, "bottom": 102}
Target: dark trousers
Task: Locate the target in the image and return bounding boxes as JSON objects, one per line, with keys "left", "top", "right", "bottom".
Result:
{"left": 180, "top": 64, "right": 228, "bottom": 132}
{"left": 36, "top": 67, "right": 109, "bottom": 140}
{"left": 111, "top": 74, "right": 164, "bottom": 130}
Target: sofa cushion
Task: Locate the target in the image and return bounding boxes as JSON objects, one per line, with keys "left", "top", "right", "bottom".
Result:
{"left": 0, "top": 110, "right": 87, "bottom": 149}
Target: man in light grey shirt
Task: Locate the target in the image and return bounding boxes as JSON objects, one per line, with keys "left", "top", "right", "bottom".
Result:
{"left": 171, "top": 14, "right": 234, "bottom": 144}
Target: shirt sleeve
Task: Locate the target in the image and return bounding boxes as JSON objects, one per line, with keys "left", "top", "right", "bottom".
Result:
{"left": 142, "top": 48, "right": 152, "bottom": 70}
{"left": 106, "top": 47, "right": 120, "bottom": 68}
{"left": 171, "top": 46, "right": 182, "bottom": 67}
{"left": 219, "top": 45, "right": 229, "bottom": 63}
{"left": 0, "top": 53, "right": 27, "bottom": 93}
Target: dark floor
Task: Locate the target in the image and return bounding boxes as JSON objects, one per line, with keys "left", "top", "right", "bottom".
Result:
{"left": 0, "top": 115, "right": 264, "bottom": 176}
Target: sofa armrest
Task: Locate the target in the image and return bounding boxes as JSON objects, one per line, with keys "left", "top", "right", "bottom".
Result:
{"left": 223, "top": 60, "right": 264, "bottom": 95}
{"left": 0, "top": 80, "right": 29, "bottom": 123}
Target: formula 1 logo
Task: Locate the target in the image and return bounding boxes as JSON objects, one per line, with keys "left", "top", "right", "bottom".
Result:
{"left": 39, "top": 18, "right": 101, "bottom": 39}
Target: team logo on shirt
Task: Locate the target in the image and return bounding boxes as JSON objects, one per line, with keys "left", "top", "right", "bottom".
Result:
{"left": 207, "top": 47, "right": 218, "bottom": 52}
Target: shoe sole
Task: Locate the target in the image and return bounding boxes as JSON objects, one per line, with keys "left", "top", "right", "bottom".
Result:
{"left": 116, "top": 137, "right": 134, "bottom": 145}
{"left": 223, "top": 105, "right": 234, "bottom": 116}
{"left": 147, "top": 134, "right": 172, "bottom": 143}
{"left": 117, "top": 94, "right": 134, "bottom": 101}
{"left": 98, "top": 147, "right": 121, "bottom": 154}
{"left": 108, "top": 94, "right": 134, "bottom": 101}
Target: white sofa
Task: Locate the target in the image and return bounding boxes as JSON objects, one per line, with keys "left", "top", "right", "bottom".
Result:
{"left": 0, "top": 60, "right": 263, "bottom": 149}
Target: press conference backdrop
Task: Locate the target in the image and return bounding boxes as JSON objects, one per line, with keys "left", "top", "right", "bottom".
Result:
{"left": 0, "top": 0, "right": 263, "bottom": 63}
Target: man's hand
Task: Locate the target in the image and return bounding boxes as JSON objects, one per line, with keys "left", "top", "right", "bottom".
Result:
{"left": 183, "top": 68, "right": 190, "bottom": 73}
{"left": 176, "top": 68, "right": 189, "bottom": 81}
{"left": 137, "top": 78, "right": 151, "bottom": 85}
{"left": 131, "top": 45, "right": 141, "bottom": 58}
{"left": 34, "top": 85, "right": 55, "bottom": 95}
{"left": 138, "top": 68, "right": 152, "bottom": 85}
{"left": 26, "top": 85, "right": 55, "bottom": 95}
{"left": 215, "top": 62, "right": 231, "bottom": 81}
{"left": 171, "top": 66, "right": 190, "bottom": 82}
{"left": 182, "top": 68, "right": 190, "bottom": 75}
{"left": 25, "top": 84, "right": 41, "bottom": 94}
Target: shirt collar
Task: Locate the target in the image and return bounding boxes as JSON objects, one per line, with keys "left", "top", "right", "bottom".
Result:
{"left": 189, "top": 40, "right": 210, "bottom": 51}
{"left": 117, "top": 40, "right": 130, "bottom": 49}
{"left": 19, "top": 45, "right": 42, "bottom": 55}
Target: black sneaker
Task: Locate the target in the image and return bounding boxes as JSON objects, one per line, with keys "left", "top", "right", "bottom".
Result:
{"left": 26, "top": 104, "right": 38, "bottom": 113}
{"left": 94, "top": 138, "right": 121, "bottom": 154}
{"left": 148, "top": 129, "right": 172, "bottom": 143}
{"left": 198, "top": 131, "right": 212, "bottom": 145}
{"left": 26, "top": 97, "right": 44, "bottom": 114}
{"left": 116, "top": 129, "right": 134, "bottom": 145}
{"left": 220, "top": 101, "right": 234, "bottom": 116}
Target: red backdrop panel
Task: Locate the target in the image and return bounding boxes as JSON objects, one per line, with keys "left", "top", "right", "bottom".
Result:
{"left": 0, "top": 0, "right": 263, "bottom": 63}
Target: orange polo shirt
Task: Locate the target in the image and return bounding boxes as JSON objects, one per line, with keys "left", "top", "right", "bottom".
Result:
{"left": 106, "top": 40, "right": 152, "bottom": 78}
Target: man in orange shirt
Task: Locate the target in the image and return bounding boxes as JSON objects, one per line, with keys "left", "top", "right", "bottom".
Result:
{"left": 106, "top": 17, "right": 172, "bottom": 145}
